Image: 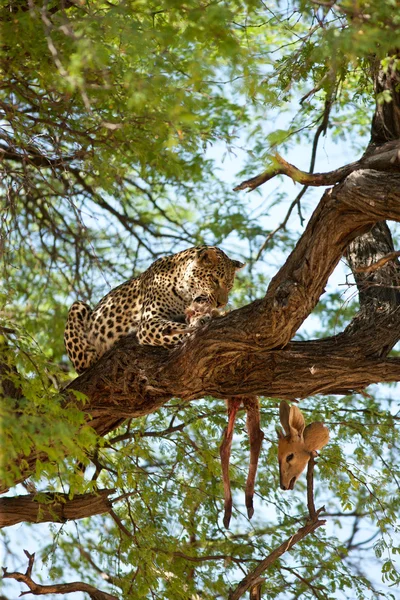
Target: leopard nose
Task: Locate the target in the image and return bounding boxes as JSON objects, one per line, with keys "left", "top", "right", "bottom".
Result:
{"left": 216, "top": 288, "right": 228, "bottom": 307}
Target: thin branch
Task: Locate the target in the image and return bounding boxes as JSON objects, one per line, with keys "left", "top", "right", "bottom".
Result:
{"left": 227, "top": 517, "right": 326, "bottom": 599}
{"left": 354, "top": 251, "right": 400, "bottom": 274}
{"left": 78, "top": 545, "right": 117, "bottom": 586}
{"left": 234, "top": 139, "right": 400, "bottom": 192}
{"left": 256, "top": 96, "right": 332, "bottom": 258}
{"left": 0, "top": 144, "right": 81, "bottom": 168}
{"left": 255, "top": 193, "right": 302, "bottom": 260}
{"left": 306, "top": 452, "right": 318, "bottom": 520}
{"left": 282, "top": 566, "right": 326, "bottom": 599}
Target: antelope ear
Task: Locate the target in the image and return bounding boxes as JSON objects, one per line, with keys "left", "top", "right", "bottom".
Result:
{"left": 288, "top": 405, "right": 305, "bottom": 440}
{"left": 196, "top": 247, "right": 219, "bottom": 267}
{"left": 232, "top": 260, "right": 246, "bottom": 270}
{"left": 279, "top": 401, "right": 291, "bottom": 435}
{"left": 276, "top": 426, "right": 285, "bottom": 439}
{"left": 303, "top": 422, "right": 329, "bottom": 451}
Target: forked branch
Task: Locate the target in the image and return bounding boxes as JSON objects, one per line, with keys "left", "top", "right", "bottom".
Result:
{"left": 2, "top": 550, "right": 118, "bottom": 599}
{"left": 3, "top": 169, "right": 400, "bottom": 494}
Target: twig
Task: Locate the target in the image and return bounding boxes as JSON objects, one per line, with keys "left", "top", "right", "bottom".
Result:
{"left": 255, "top": 194, "right": 302, "bottom": 260}
{"left": 2, "top": 550, "right": 118, "bottom": 599}
{"left": 227, "top": 514, "right": 325, "bottom": 600}
{"left": 354, "top": 251, "right": 400, "bottom": 274}
{"left": 256, "top": 98, "right": 333, "bottom": 258}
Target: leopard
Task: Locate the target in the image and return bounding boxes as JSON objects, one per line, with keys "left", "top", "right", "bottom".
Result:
{"left": 64, "top": 246, "right": 244, "bottom": 373}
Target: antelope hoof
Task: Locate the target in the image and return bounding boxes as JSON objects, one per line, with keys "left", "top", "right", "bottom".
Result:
{"left": 223, "top": 499, "right": 232, "bottom": 529}
{"left": 246, "top": 496, "right": 254, "bottom": 520}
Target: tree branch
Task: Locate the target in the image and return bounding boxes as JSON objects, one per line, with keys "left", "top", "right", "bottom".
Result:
{"left": 3, "top": 169, "right": 400, "bottom": 493}
{"left": 354, "top": 250, "right": 400, "bottom": 274}
{"left": 233, "top": 140, "right": 400, "bottom": 192}
{"left": 344, "top": 221, "right": 400, "bottom": 355}
{"left": 2, "top": 550, "right": 118, "bottom": 600}
{"left": 0, "top": 489, "right": 115, "bottom": 528}
{"left": 256, "top": 96, "right": 333, "bottom": 258}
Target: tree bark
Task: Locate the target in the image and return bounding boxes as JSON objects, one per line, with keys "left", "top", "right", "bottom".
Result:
{"left": 370, "top": 52, "right": 400, "bottom": 146}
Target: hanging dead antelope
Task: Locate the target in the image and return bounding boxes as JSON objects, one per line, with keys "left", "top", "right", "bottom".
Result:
{"left": 182, "top": 301, "right": 264, "bottom": 529}
{"left": 277, "top": 400, "right": 330, "bottom": 491}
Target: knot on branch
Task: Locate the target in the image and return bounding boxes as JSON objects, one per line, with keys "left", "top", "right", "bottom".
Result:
{"left": 272, "top": 279, "right": 304, "bottom": 310}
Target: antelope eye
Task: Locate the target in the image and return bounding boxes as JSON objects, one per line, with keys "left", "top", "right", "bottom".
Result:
{"left": 286, "top": 453, "right": 294, "bottom": 463}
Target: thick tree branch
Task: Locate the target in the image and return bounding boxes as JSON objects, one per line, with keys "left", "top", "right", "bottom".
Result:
{"left": 0, "top": 489, "right": 115, "bottom": 528}
{"left": 2, "top": 550, "right": 118, "bottom": 600}
{"left": 370, "top": 53, "right": 400, "bottom": 146}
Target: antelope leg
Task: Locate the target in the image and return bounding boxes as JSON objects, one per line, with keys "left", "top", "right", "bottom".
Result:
{"left": 243, "top": 396, "right": 264, "bottom": 520}
{"left": 219, "top": 399, "right": 242, "bottom": 529}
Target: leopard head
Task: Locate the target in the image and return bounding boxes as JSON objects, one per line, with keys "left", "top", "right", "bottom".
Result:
{"left": 183, "top": 246, "right": 244, "bottom": 308}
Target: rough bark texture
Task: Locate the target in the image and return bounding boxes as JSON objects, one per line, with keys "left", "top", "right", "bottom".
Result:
{"left": 371, "top": 53, "right": 400, "bottom": 146}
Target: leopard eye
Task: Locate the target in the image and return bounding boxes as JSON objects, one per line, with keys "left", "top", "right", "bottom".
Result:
{"left": 286, "top": 453, "right": 294, "bottom": 463}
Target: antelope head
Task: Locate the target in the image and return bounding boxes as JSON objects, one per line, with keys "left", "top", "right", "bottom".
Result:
{"left": 277, "top": 401, "right": 329, "bottom": 491}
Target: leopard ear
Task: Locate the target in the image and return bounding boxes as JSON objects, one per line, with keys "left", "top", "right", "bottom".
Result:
{"left": 232, "top": 260, "right": 246, "bottom": 270}
{"left": 196, "top": 247, "right": 219, "bottom": 267}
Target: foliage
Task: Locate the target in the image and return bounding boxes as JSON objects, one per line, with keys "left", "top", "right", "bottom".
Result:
{"left": 2, "top": 1, "right": 400, "bottom": 599}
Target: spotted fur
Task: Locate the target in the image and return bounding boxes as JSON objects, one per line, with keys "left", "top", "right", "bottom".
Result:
{"left": 64, "top": 246, "right": 244, "bottom": 373}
